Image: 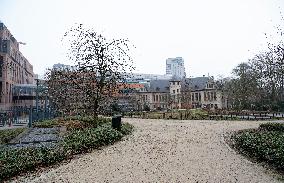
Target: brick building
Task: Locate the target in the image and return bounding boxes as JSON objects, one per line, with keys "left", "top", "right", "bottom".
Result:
{"left": 0, "top": 22, "right": 34, "bottom": 110}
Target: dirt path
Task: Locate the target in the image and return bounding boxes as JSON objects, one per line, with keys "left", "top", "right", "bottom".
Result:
{"left": 17, "top": 119, "right": 282, "bottom": 183}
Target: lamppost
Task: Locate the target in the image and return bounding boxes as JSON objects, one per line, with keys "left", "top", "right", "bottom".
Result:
{"left": 35, "top": 78, "right": 39, "bottom": 113}
{"left": 32, "top": 78, "right": 40, "bottom": 123}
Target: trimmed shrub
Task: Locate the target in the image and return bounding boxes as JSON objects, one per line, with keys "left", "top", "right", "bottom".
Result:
{"left": 0, "top": 128, "right": 26, "bottom": 144}
{"left": 0, "top": 122, "right": 134, "bottom": 181}
{"left": 0, "top": 146, "right": 67, "bottom": 180}
{"left": 62, "top": 124, "right": 123, "bottom": 154}
{"left": 120, "top": 122, "right": 134, "bottom": 135}
{"left": 33, "top": 117, "right": 112, "bottom": 129}
{"left": 259, "top": 122, "right": 284, "bottom": 132}
{"left": 33, "top": 119, "right": 59, "bottom": 128}
{"left": 233, "top": 129, "right": 284, "bottom": 170}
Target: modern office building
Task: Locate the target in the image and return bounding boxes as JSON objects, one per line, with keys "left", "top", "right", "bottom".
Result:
{"left": 53, "top": 63, "right": 76, "bottom": 71}
{"left": 0, "top": 22, "right": 35, "bottom": 110}
{"left": 166, "top": 57, "right": 186, "bottom": 79}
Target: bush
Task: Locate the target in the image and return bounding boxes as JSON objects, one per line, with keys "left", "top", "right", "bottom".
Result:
{"left": 62, "top": 124, "right": 123, "bottom": 154}
{"left": 259, "top": 122, "right": 284, "bottom": 132}
{"left": 233, "top": 129, "right": 284, "bottom": 170}
{"left": 0, "top": 128, "right": 26, "bottom": 144}
{"left": 0, "top": 146, "right": 65, "bottom": 180}
{"left": 120, "top": 123, "right": 134, "bottom": 135}
{"left": 33, "top": 119, "right": 59, "bottom": 128}
{"left": 33, "top": 117, "right": 112, "bottom": 130}
{"left": 0, "top": 122, "right": 134, "bottom": 181}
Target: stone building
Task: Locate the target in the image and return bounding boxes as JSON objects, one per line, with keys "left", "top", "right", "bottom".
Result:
{"left": 182, "top": 77, "right": 225, "bottom": 109}
{"left": 0, "top": 22, "right": 34, "bottom": 110}
{"left": 135, "top": 76, "right": 226, "bottom": 110}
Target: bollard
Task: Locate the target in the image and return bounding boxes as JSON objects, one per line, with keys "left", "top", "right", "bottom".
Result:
{"left": 112, "top": 115, "right": 122, "bottom": 131}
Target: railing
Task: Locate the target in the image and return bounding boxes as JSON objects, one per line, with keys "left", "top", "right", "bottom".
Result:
{"left": 122, "top": 110, "right": 284, "bottom": 121}
{"left": 0, "top": 106, "right": 56, "bottom": 128}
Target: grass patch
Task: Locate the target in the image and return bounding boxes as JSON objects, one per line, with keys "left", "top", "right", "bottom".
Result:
{"left": 0, "top": 128, "right": 26, "bottom": 144}
{"left": 232, "top": 122, "right": 284, "bottom": 172}
{"left": 0, "top": 121, "right": 134, "bottom": 181}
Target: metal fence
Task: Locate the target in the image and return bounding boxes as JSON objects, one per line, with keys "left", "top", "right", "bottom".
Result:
{"left": 0, "top": 106, "right": 56, "bottom": 128}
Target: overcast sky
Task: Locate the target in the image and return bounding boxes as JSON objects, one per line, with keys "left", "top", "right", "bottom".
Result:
{"left": 0, "top": 0, "right": 283, "bottom": 78}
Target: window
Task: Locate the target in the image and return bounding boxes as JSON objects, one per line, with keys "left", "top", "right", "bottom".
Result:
{"left": 177, "top": 89, "right": 179, "bottom": 93}
{"left": 2, "top": 40, "right": 8, "bottom": 53}
{"left": 207, "top": 84, "right": 213, "bottom": 88}
{"left": 173, "top": 90, "right": 175, "bottom": 94}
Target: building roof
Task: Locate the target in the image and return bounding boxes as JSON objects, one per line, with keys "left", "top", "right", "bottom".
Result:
{"left": 183, "top": 77, "right": 210, "bottom": 91}
{"left": 142, "top": 76, "right": 213, "bottom": 93}
{"left": 148, "top": 79, "right": 170, "bottom": 92}
{"left": 118, "top": 83, "right": 145, "bottom": 89}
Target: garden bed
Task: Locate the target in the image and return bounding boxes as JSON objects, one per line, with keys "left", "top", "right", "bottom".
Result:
{"left": 230, "top": 122, "right": 284, "bottom": 175}
{"left": 0, "top": 128, "right": 27, "bottom": 145}
{"left": 0, "top": 117, "right": 134, "bottom": 181}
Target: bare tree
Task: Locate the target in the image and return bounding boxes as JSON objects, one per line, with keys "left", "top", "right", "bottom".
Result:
{"left": 46, "top": 24, "right": 135, "bottom": 120}
{"left": 219, "top": 13, "right": 284, "bottom": 111}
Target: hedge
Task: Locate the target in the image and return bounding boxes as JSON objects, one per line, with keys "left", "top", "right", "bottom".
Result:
{"left": 232, "top": 122, "right": 284, "bottom": 171}
{"left": 0, "top": 123, "right": 134, "bottom": 181}
{"left": 0, "top": 128, "right": 26, "bottom": 145}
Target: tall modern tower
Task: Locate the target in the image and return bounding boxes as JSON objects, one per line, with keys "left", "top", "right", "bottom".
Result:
{"left": 166, "top": 57, "right": 186, "bottom": 79}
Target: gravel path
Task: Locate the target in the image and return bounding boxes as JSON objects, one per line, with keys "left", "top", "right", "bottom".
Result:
{"left": 17, "top": 119, "right": 282, "bottom": 183}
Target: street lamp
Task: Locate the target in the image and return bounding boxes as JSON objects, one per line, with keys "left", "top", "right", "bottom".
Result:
{"left": 35, "top": 79, "right": 39, "bottom": 112}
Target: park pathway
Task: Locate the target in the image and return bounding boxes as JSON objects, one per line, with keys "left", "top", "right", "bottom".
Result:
{"left": 17, "top": 119, "right": 282, "bottom": 183}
